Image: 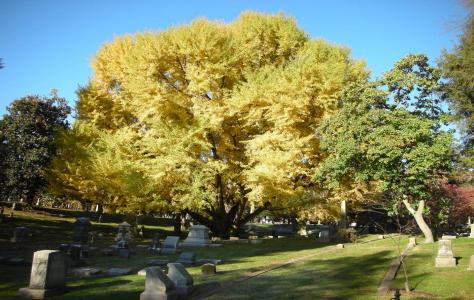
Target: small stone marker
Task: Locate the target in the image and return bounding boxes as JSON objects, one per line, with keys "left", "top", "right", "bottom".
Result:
{"left": 161, "top": 236, "right": 180, "bottom": 254}
{"left": 435, "top": 239, "right": 456, "bottom": 267}
{"left": 137, "top": 268, "right": 147, "bottom": 276}
{"left": 107, "top": 267, "right": 132, "bottom": 276}
{"left": 378, "top": 235, "right": 385, "bottom": 240}
{"left": 140, "top": 267, "right": 178, "bottom": 300}
{"left": 250, "top": 239, "right": 263, "bottom": 244}
{"left": 148, "top": 259, "right": 170, "bottom": 266}
{"left": 73, "top": 218, "right": 91, "bottom": 244}
{"left": 71, "top": 267, "right": 101, "bottom": 278}
{"left": 336, "top": 243, "right": 344, "bottom": 249}
{"left": 18, "top": 250, "right": 67, "bottom": 299}
{"left": 176, "top": 252, "right": 195, "bottom": 265}
{"left": 467, "top": 255, "right": 474, "bottom": 271}
{"left": 469, "top": 224, "right": 474, "bottom": 239}
{"left": 167, "top": 263, "right": 194, "bottom": 296}
{"left": 201, "top": 263, "right": 216, "bottom": 275}
{"left": 181, "top": 225, "right": 212, "bottom": 247}
{"left": 441, "top": 234, "right": 457, "bottom": 240}
{"left": 11, "top": 227, "right": 30, "bottom": 243}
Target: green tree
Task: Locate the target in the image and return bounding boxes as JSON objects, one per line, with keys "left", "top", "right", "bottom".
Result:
{"left": 0, "top": 92, "right": 70, "bottom": 204}
{"left": 440, "top": 8, "right": 474, "bottom": 166}
{"left": 315, "top": 54, "right": 453, "bottom": 243}
{"left": 51, "top": 12, "right": 368, "bottom": 238}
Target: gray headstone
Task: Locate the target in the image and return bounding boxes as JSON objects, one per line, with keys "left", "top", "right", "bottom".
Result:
{"left": 435, "top": 239, "right": 456, "bottom": 267}
{"left": 176, "top": 252, "right": 195, "bottom": 265}
{"left": 116, "top": 222, "right": 131, "bottom": 243}
{"left": 161, "top": 236, "right": 180, "bottom": 254}
{"left": 201, "top": 263, "right": 216, "bottom": 275}
{"left": 181, "top": 225, "right": 211, "bottom": 247}
{"left": 167, "top": 263, "right": 193, "bottom": 296}
{"left": 18, "top": 250, "right": 67, "bottom": 299}
{"left": 140, "top": 267, "right": 178, "bottom": 300}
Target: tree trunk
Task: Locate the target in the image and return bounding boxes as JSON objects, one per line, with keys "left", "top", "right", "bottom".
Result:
{"left": 402, "top": 199, "right": 434, "bottom": 243}
{"left": 173, "top": 212, "right": 182, "bottom": 235}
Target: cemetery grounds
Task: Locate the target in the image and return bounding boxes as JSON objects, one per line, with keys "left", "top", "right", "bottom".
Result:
{"left": 1, "top": 207, "right": 474, "bottom": 299}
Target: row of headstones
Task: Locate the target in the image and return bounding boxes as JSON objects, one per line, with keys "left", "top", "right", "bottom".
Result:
{"left": 435, "top": 235, "right": 474, "bottom": 269}
{"left": 17, "top": 249, "right": 199, "bottom": 299}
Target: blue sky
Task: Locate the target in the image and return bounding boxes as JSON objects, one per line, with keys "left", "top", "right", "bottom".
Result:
{"left": 0, "top": 0, "right": 469, "bottom": 117}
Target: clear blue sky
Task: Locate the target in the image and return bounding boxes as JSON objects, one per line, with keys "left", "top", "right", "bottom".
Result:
{"left": 0, "top": 0, "right": 469, "bottom": 117}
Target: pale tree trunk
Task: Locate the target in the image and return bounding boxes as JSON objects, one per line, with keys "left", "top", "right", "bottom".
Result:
{"left": 402, "top": 199, "right": 434, "bottom": 243}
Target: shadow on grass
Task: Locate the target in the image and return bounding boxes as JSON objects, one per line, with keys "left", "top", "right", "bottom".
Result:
{"left": 205, "top": 250, "right": 395, "bottom": 300}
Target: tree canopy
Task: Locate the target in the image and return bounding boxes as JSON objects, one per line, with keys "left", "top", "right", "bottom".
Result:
{"left": 314, "top": 54, "right": 453, "bottom": 242}
{"left": 440, "top": 9, "right": 474, "bottom": 166}
{"left": 0, "top": 92, "right": 70, "bottom": 204}
{"left": 49, "top": 12, "right": 368, "bottom": 237}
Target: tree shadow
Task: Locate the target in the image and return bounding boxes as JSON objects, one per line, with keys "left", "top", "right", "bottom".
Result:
{"left": 200, "top": 250, "right": 396, "bottom": 299}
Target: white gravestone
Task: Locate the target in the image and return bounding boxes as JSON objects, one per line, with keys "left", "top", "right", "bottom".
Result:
{"left": 469, "top": 224, "right": 474, "bottom": 239}
{"left": 181, "top": 225, "right": 212, "bottom": 247}
{"left": 140, "top": 267, "right": 178, "bottom": 300}
{"left": 167, "top": 263, "right": 194, "bottom": 296}
{"left": 18, "top": 250, "right": 67, "bottom": 299}
{"left": 435, "top": 239, "right": 456, "bottom": 267}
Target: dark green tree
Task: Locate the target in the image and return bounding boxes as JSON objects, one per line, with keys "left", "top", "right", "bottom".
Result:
{"left": 315, "top": 54, "right": 453, "bottom": 243}
{"left": 440, "top": 9, "right": 474, "bottom": 166}
{"left": 0, "top": 92, "right": 70, "bottom": 204}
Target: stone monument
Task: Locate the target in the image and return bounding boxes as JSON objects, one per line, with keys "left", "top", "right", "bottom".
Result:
{"left": 467, "top": 255, "right": 474, "bottom": 271}
{"left": 115, "top": 222, "right": 132, "bottom": 243}
{"left": 470, "top": 224, "right": 474, "bottom": 239}
{"left": 73, "top": 218, "right": 90, "bottom": 244}
{"left": 18, "top": 250, "right": 67, "bottom": 299}
{"left": 161, "top": 236, "right": 180, "bottom": 254}
{"left": 167, "top": 263, "right": 194, "bottom": 296}
{"left": 182, "top": 225, "right": 211, "bottom": 247}
{"left": 140, "top": 267, "right": 178, "bottom": 300}
{"left": 435, "top": 239, "right": 456, "bottom": 267}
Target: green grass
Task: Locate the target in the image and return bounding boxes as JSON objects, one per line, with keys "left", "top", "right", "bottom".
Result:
{"left": 1, "top": 209, "right": 474, "bottom": 299}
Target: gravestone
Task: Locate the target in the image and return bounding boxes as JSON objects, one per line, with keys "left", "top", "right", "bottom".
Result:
{"left": 336, "top": 243, "right": 345, "bottom": 249}
{"left": 149, "top": 233, "right": 160, "bottom": 251}
{"left": 467, "top": 255, "right": 474, "bottom": 271}
{"left": 176, "top": 252, "right": 195, "bottom": 265}
{"left": 69, "top": 244, "right": 82, "bottom": 261}
{"left": 318, "top": 226, "right": 330, "bottom": 242}
{"left": 435, "top": 239, "right": 456, "bottom": 267}
{"left": 167, "top": 263, "right": 194, "bottom": 296}
{"left": 201, "top": 263, "right": 216, "bottom": 275}
{"left": 140, "top": 267, "right": 178, "bottom": 300}
{"left": 161, "top": 236, "right": 180, "bottom": 254}
{"left": 181, "top": 225, "right": 211, "bottom": 247}
{"left": 11, "top": 227, "right": 30, "bottom": 243}
{"left": 408, "top": 237, "right": 417, "bottom": 247}
{"left": 441, "top": 234, "right": 457, "bottom": 240}
{"left": 470, "top": 224, "right": 474, "bottom": 239}
{"left": 116, "top": 222, "right": 132, "bottom": 243}
{"left": 107, "top": 268, "right": 131, "bottom": 276}
{"left": 73, "top": 218, "right": 91, "bottom": 244}
{"left": 18, "top": 250, "right": 67, "bottom": 299}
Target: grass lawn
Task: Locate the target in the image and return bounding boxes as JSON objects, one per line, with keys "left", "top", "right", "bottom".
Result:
{"left": 1, "top": 209, "right": 473, "bottom": 299}
{"left": 391, "top": 237, "right": 474, "bottom": 299}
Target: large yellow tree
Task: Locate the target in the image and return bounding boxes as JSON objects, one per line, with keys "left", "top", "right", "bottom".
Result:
{"left": 50, "top": 12, "right": 367, "bottom": 237}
